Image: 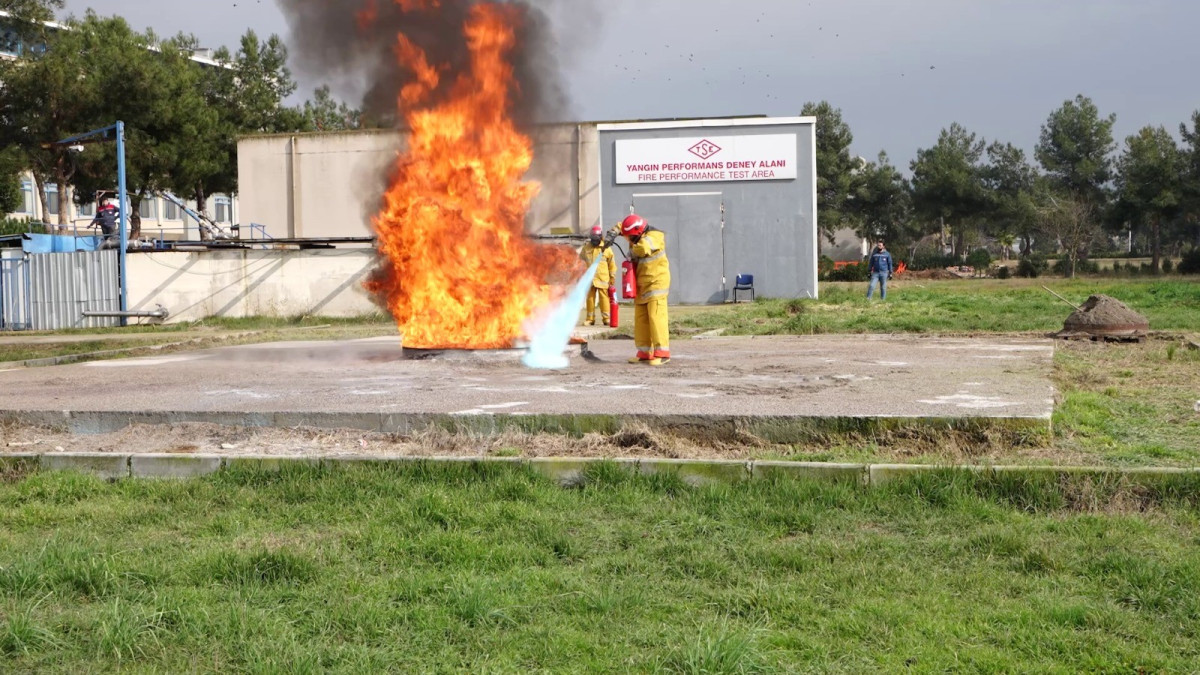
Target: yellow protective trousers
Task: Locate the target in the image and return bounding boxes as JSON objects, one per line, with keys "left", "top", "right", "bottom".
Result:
{"left": 585, "top": 287, "right": 610, "bottom": 324}
{"left": 634, "top": 295, "right": 670, "bottom": 360}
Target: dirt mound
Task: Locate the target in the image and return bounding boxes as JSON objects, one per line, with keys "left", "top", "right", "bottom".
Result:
{"left": 1058, "top": 295, "right": 1149, "bottom": 340}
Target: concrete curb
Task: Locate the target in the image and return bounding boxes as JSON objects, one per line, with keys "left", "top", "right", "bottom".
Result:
{"left": 0, "top": 409, "right": 1052, "bottom": 446}
{"left": 4, "top": 452, "right": 1199, "bottom": 488}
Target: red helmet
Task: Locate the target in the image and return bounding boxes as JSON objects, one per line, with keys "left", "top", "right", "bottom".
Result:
{"left": 621, "top": 214, "right": 648, "bottom": 237}
{"left": 590, "top": 225, "right": 603, "bottom": 237}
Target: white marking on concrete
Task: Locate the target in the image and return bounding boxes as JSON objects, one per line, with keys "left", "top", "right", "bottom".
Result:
{"left": 917, "top": 394, "right": 1017, "bottom": 410}
{"left": 478, "top": 402, "right": 529, "bottom": 410}
{"left": 451, "top": 409, "right": 490, "bottom": 416}
{"left": 875, "top": 361, "right": 909, "bottom": 367}
{"left": 87, "top": 355, "right": 204, "bottom": 367}
{"left": 678, "top": 392, "right": 718, "bottom": 399}
{"left": 349, "top": 390, "right": 391, "bottom": 396}
{"left": 609, "top": 384, "right": 647, "bottom": 390}
{"left": 204, "top": 389, "right": 276, "bottom": 400}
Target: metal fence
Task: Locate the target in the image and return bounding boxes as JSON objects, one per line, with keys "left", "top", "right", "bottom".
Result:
{"left": 0, "top": 257, "right": 32, "bottom": 331}
{"left": 16, "top": 251, "right": 121, "bottom": 331}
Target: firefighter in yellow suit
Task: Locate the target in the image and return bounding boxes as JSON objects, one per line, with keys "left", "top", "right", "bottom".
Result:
{"left": 611, "top": 213, "right": 670, "bottom": 366}
{"left": 579, "top": 225, "right": 617, "bottom": 326}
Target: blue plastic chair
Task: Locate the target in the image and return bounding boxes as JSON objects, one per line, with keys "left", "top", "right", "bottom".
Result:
{"left": 733, "top": 274, "right": 755, "bottom": 303}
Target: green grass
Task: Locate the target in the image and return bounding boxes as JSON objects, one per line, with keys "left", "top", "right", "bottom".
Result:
{"left": 2, "top": 464, "right": 1200, "bottom": 671}
{"left": 1053, "top": 340, "right": 1200, "bottom": 467}
{"left": 669, "top": 278, "right": 1200, "bottom": 336}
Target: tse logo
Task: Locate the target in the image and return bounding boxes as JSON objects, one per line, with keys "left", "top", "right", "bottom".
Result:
{"left": 687, "top": 139, "right": 722, "bottom": 160}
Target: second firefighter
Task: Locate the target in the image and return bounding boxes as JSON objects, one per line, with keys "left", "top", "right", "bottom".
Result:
{"left": 579, "top": 225, "right": 617, "bottom": 326}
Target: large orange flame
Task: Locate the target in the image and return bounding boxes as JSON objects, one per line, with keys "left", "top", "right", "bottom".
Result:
{"left": 366, "top": 2, "right": 578, "bottom": 350}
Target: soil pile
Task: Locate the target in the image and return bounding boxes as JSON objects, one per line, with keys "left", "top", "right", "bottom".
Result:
{"left": 1058, "top": 295, "right": 1149, "bottom": 340}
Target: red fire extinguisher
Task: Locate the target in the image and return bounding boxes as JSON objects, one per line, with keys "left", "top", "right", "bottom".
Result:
{"left": 608, "top": 284, "right": 620, "bottom": 328}
{"left": 621, "top": 260, "right": 637, "bottom": 300}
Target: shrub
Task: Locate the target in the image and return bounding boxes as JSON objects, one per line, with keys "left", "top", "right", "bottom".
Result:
{"left": 908, "top": 252, "right": 957, "bottom": 271}
{"left": 996, "top": 265, "right": 1012, "bottom": 280}
{"left": 818, "top": 255, "right": 835, "bottom": 277}
{"left": 1111, "top": 261, "right": 1122, "bottom": 274}
{"left": 1052, "top": 258, "right": 1099, "bottom": 276}
{"left": 1016, "top": 256, "right": 1047, "bottom": 278}
{"left": 824, "top": 261, "right": 870, "bottom": 282}
{"left": 0, "top": 216, "right": 34, "bottom": 237}
{"left": 1162, "top": 258, "right": 1174, "bottom": 274}
{"left": 1179, "top": 249, "right": 1200, "bottom": 275}
{"left": 966, "top": 248, "right": 992, "bottom": 271}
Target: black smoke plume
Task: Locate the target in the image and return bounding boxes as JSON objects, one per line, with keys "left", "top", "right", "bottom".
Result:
{"left": 275, "top": 0, "right": 582, "bottom": 127}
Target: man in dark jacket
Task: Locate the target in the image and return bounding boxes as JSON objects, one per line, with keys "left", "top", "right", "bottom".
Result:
{"left": 91, "top": 199, "right": 118, "bottom": 241}
{"left": 867, "top": 240, "right": 894, "bottom": 300}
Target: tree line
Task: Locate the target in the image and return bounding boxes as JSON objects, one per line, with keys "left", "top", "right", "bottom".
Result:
{"left": 0, "top": 1, "right": 363, "bottom": 237}
{"left": 805, "top": 98, "right": 1200, "bottom": 276}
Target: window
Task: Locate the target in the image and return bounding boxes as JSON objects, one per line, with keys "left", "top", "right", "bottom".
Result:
{"left": 164, "top": 201, "right": 181, "bottom": 221}
{"left": 141, "top": 197, "right": 158, "bottom": 220}
{"left": 1, "top": 29, "right": 21, "bottom": 57}
{"left": 78, "top": 201, "right": 94, "bottom": 218}
{"left": 214, "top": 197, "right": 232, "bottom": 223}
{"left": 45, "top": 184, "right": 59, "bottom": 217}
{"left": 18, "top": 181, "right": 34, "bottom": 215}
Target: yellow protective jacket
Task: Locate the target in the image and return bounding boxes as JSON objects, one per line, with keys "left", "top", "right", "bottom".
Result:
{"left": 630, "top": 229, "right": 670, "bottom": 304}
{"left": 580, "top": 242, "right": 617, "bottom": 289}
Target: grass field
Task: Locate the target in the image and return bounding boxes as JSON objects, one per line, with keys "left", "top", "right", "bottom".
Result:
{"left": 669, "top": 277, "right": 1200, "bottom": 336}
{"left": 2, "top": 463, "right": 1200, "bottom": 672}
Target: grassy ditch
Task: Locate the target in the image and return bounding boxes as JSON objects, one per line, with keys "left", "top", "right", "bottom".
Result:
{"left": 1, "top": 463, "right": 1199, "bottom": 672}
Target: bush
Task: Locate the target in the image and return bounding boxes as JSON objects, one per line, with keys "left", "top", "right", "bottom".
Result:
{"left": 1162, "top": 258, "right": 1174, "bottom": 274}
{"left": 1111, "top": 261, "right": 1122, "bottom": 274}
{"left": 1178, "top": 249, "right": 1200, "bottom": 275}
{"left": 0, "top": 216, "right": 34, "bottom": 237}
{"left": 824, "top": 261, "right": 870, "bottom": 282}
{"left": 965, "top": 249, "right": 992, "bottom": 270}
{"left": 908, "top": 252, "right": 957, "bottom": 271}
{"left": 1016, "top": 256, "right": 1047, "bottom": 278}
{"left": 1052, "top": 258, "right": 1099, "bottom": 276}
{"left": 996, "top": 265, "right": 1011, "bottom": 280}
{"left": 818, "top": 255, "right": 835, "bottom": 277}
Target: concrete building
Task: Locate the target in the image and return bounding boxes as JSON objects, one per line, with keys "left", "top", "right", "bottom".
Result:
{"left": 238, "top": 116, "right": 817, "bottom": 303}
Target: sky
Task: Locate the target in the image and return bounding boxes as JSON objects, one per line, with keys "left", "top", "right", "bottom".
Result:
{"left": 62, "top": 0, "right": 1200, "bottom": 169}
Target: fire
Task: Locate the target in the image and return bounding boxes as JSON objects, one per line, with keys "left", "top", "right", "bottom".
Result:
{"left": 366, "top": 2, "right": 579, "bottom": 350}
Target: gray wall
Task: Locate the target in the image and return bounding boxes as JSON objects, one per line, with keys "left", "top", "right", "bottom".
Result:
{"left": 237, "top": 125, "right": 601, "bottom": 240}
{"left": 599, "top": 119, "right": 818, "bottom": 303}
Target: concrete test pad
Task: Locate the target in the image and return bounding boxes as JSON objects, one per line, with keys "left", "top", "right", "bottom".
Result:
{"left": 0, "top": 335, "right": 1056, "bottom": 442}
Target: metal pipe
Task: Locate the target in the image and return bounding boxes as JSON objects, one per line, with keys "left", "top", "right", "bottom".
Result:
{"left": 83, "top": 305, "right": 169, "bottom": 320}
{"left": 116, "top": 121, "right": 129, "bottom": 327}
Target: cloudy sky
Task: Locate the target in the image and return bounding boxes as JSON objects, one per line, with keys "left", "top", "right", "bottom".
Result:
{"left": 63, "top": 0, "right": 1200, "bottom": 168}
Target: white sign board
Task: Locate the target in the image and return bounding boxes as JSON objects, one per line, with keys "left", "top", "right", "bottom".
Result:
{"left": 615, "top": 134, "right": 798, "bottom": 185}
